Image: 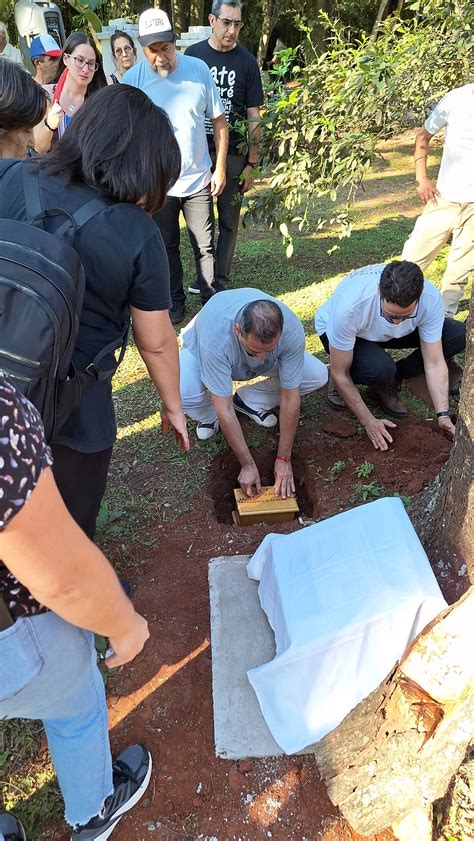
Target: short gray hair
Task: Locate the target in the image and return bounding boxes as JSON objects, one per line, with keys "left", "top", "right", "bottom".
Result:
{"left": 238, "top": 300, "right": 283, "bottom": 343}
{"left": 211, "top": 0, "right": 242, "bottom": 16}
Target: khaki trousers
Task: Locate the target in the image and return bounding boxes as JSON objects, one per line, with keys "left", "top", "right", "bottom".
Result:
{"left": 402, "top": 196, "right": 473, "bottom": 314}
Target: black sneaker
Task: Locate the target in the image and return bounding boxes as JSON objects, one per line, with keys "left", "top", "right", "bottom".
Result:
{"left": 233, "top": 393, "right": 278, "bottom": 428}
{"left": 71, "top": 744, "right": 152, "bottom": 840}
{"left": 169, "top": 302, "right": 185, "bottom": 325}
{"left": 0, "top": 813, "right": 27, "bottom": 841}
{"left": 188, "top": 283, "right": 200, "bottom": 295}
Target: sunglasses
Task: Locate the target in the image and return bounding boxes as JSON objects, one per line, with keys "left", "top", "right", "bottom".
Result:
{"left": 379, "top": 298, "right": 419, "bottom": 324}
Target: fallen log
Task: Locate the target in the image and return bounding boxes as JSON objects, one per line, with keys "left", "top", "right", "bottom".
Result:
{"left": 313, "top": 587, "right": 474, "bottom": 837}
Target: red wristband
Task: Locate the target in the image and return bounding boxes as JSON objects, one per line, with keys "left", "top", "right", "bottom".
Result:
{"left": 276, "top": 454, "right": 291, "bottom": 462}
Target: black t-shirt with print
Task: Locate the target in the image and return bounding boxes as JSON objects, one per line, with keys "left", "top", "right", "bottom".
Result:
{"left": 0, "top": 161, "right": 171, "bottom": 453}
{"left": 185, "top": 41, "right": 264, "bottom": 155}
{"left": 0, "top": 376, "right": 52, "bottom": 619}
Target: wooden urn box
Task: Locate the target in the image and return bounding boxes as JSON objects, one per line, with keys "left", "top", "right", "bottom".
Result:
{"left": 232, "top": 486, "right": 299, "bottom": 526}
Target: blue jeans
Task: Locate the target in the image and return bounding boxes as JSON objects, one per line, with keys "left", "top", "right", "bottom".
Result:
{"left": 0, "top": 612, "right": 113, "bottom": 828}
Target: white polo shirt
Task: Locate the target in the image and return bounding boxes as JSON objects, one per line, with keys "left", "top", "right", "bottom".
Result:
{"left": 314, "top": 263, "right": 444, "bottom": 351}
{"left": 425, "top": 84, "right": 474, "bottom": 203}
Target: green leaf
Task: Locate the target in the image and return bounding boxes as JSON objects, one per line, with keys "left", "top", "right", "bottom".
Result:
{"left": 279, "top": 222, "right": 289, "bottom": 237}
{"left": 286, "top": 242, "right": 294, "bottom": 259}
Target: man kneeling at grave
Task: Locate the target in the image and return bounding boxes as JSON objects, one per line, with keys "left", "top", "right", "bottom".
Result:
{"left": 314, "top": 260, "right": 466, "bottom": 451}
{"left": 180, "top": 289, "right": 328, "bottom": 497}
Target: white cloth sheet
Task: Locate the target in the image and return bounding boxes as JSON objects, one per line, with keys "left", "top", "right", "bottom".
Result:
{"left": 246, "top": 497, "right": 447, "bottom": 754}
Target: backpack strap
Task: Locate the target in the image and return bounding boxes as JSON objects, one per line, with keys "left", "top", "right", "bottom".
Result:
{"left": 22, "top": 165, "right": 43, "bottom": 223}
{"left": 85, "top": 323, "right": 131, "bottom": 381}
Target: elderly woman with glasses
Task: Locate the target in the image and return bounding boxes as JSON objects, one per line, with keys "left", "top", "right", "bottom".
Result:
{"left": 108, "top": 29, "right": 137, "bottom": 83}
{"left": 34, "top": 31, "right": 107, "bottom": 153}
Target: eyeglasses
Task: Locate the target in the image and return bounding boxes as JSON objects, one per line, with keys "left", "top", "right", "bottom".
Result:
{"left": 217, "top": 17, "right": 243, "bottom": 28}
{"left": 65, "top": 54, "right": 99, "bottom": 72}
{"left": 379, "top": 298, "right": 419, "bottom": 324}
{"left": 114, "top": 45, "right": 134, "bottom": 56}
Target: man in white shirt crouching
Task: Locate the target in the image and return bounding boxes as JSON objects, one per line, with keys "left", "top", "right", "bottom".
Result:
{"left": 314, "top": 261, "right": 466, "bottom": 451}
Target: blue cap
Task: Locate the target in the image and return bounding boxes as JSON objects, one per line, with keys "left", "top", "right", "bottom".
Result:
{"left": 30, "top": 34, "right": 61, "bottom": 59}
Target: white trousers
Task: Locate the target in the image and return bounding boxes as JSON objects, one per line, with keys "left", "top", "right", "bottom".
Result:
{"left": 180, "top": 348, "right": 328, "bottom": 423}
{"left": 401, "top": 196, "right": 474, "bottom": 315}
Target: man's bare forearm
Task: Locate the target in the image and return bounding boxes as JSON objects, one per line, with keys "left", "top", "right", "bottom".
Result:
{"left": 215, "top": 403, "right": 254, "bottom": 467}
{"left": 425, "top": 361, "right": 450, "bottom": 414}
{"left": 277, "top": 391, "right": 300, "bottom": 457}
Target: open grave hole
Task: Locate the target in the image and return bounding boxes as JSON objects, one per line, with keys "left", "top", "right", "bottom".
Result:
{"left": 209, "top": 448, "right": 319, "bottom": 525}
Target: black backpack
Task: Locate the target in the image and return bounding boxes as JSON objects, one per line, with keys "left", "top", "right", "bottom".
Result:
{"left": 0, "top": 162, "right": 128, "bottom": 442}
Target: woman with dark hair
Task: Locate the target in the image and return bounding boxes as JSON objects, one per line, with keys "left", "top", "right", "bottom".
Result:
{"left": 34, "top": 31, "right": 107, "bottom": 153}
{"left": 108, "top": 29, "right": 137, "bottom": 83}
{"left": 0, "top": 57, "right": 48, "bottom": 157}
{"left": 0, "top": 84, "right": 188, "bottom": 540}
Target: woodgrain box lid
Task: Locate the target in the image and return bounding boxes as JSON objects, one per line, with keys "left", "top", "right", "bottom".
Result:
{"left": 234, "top": 486, "right": 299, "bottom": 517}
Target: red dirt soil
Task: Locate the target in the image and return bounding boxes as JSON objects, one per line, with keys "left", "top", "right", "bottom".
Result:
{"left": 52, "top": 417, "right": 453, "bottom": 841}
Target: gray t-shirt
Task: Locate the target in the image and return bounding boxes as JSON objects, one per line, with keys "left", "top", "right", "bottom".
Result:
{"left": 181, "top": 289, "right": 305, "bottom": 397}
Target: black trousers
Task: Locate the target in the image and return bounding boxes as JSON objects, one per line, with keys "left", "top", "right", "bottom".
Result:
{"left": 320, "top": 317, "right": 466, "bottom": 385}
{"left": 154, "top": 185, "right": 215, "bottom": 306}
{"left": 215, "top": 153, "right": 247, "bottom": 289}
{"left": 51, "top": 444, "right": 113, "bottom": 540}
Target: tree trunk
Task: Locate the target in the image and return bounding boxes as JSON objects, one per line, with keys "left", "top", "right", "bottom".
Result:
{"left": 257, "top": 0, "right": 282, "bottom": 69}
{"left": 371, "top": 0, "right": 389, "bottom": 41}
{"left": 427, "top": 287, "right": 474, "bottom": 578}
{"left": 171, "top": 0, "right": 189, "bottom": 38}
{"left": 189, "top": 0, "right": 205, "bottom": 27}
{"left": 313, "top": 587, "right": 474, "bottom": 837}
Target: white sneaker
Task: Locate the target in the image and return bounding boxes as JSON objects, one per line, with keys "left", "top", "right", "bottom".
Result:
{"left": 196, "top": 419, "right": 219, "bottom": 440}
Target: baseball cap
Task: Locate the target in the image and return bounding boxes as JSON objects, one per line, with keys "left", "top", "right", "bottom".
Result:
{"left": 138, "top": 9, "right": 174, "bottom": 47}
{"left": 30, "top": 34, "right": 61, "bottom": 59}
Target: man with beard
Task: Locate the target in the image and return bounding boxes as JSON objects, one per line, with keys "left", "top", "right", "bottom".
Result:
{"left": 29, "top": 34, "right": 61, "bottom": 86}
{"left": 185, "top": 1, "right": 263, "bottom": 293}
{"left": 124, "top": 9, "right": 228, "bottom": 325}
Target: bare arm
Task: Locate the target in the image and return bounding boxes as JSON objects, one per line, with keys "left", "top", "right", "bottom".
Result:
{"left": 33, "top": 102, "right": 63, "bottom": 153}
{"left": 330, "top": 346, "right": 396, "bottom": 451}
{"left": 212, "top": 393, "right": 261, "bottom": 496}
{"left": 413, "top": 127, "right": 439, "bottom": 204}
{"left": 421, "top": 339, "right": 455, "bottom": 437}
{"left": 0, "top": 467, "right": 149, "bottom": 667}
{"left": 240, "top": 106, "right": 261, "bottom": 194}
{"left": 131, "top": 306, "right": 189, "bottom": 452}
{"left": 273, "top": 386, "right": 299, "bottom": 498}
{"left": 211, "top": 113, "right": 228, "bottom": 197}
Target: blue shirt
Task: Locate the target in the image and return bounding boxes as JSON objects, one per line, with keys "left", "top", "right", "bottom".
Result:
{"left": 124, "top": 55, "right": 225, "bottom": 197}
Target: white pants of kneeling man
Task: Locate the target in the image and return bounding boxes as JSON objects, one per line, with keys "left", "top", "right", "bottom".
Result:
{"left": 180, "top": 348, "right": 328, "bottom": 424}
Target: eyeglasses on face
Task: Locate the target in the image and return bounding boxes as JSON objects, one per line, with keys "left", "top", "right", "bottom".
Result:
{"left": 114, "top": 45, "right": 134, "bottom": 56}
{"left": 217, "top": 17, "right": 243, "bottom": 28}
{"left": 66, "top": 54, "right": 99, "bottom": 72}
{"left": 379, "top": 298, "right": 419, "bottom": 324}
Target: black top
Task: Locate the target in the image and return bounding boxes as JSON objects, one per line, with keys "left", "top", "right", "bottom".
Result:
{"left": 185, "top": 41, "right": 264, "bottom": 155}
{"left": 0, "top": 376, "right": 52, "bottom": 619}
{"left": 0, "top": 163, "right": 171, "bottom": 452}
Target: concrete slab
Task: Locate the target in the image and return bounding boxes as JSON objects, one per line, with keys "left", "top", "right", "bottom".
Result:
{"left": 208, "top": 555, "right": 282, "bottom": 759}
{"left": 209, "top": 555, "right": 316, "bottom": 759}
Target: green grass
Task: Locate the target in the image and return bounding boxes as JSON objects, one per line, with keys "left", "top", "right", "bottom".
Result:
{"left": 1, "top": 131, "right": 471, "bottom": 838}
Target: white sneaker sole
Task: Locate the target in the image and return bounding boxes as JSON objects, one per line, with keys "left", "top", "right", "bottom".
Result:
{"left": 188, "top": 285, "right": 200, "bottom": 294}
{"left": 75, "top": 751, "right": 153, "bottom": 841}
{"left": 196, "top": 420, "right": 219, "bottom": 440}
